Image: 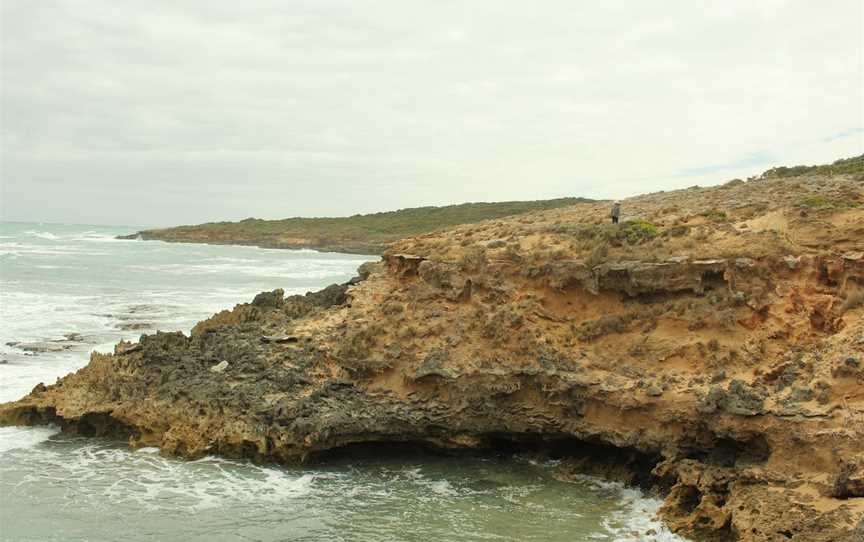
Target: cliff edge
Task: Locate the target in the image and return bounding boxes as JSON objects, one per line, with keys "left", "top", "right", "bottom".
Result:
{"left": 3, "top": 167, "right": 864, "bottom": 541}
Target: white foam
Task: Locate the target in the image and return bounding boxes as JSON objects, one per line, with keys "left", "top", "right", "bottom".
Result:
{"left": 25, "top": 231, "right": 60, "bottom": 241}
{"left": 0, "top": 426, "right": 60, "bottom": 453}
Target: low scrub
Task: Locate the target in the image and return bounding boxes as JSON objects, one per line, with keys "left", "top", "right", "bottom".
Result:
{"left": 795, "top": 196, "right": 860, "bottom": 210}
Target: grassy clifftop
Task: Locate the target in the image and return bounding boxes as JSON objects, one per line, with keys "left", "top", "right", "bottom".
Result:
{"left": 120, "top": 154, "right": 864, "bottom": 255}
{"left": 118, "top": 197, "right": 594, "bottom": 254}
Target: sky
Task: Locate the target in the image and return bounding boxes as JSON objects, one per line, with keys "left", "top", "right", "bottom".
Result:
{"left": 1, "top": 0, "right": 862, "bottom": 228}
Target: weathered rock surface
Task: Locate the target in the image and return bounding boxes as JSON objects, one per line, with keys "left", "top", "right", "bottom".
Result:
{"left": 2, "top": 172, "right": 864, "bottom": 541}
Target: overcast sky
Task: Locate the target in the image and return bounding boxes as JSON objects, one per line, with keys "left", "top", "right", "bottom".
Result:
{"left": 1, "top": 0, "right": 862, "bottom": 227}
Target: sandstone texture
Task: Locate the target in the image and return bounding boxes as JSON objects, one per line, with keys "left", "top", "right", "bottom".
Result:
{"left": 3, "top": 171, "right": 864, "bottom": 541}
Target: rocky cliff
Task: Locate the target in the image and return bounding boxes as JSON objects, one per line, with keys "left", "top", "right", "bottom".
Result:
{"left": 3, "top": 171, "right": 864, "bottom": 541}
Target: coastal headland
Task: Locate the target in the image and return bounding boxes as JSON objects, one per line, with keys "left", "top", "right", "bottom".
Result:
{"left": 118, "top": 197, "right": 593, "bottom": 255}
{"left": 4, "top": 156, "right": 864, "bottom": 541}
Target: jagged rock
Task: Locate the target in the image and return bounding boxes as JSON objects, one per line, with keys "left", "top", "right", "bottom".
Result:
{"left": 417, "top": 260, "right": 471, "bottom": 301}
{"left": 114, "top": 341, "right": 142, "bottom": 355}
{"left": 304, "top": 283, "right": 348, "bottom": 307}
{"left": 252, "top": 288, "right": 285, "bottom": 308}
{"left": 832, "top": 457, "right": 864, "bottom": 498}
{"left": 697, "top": 380, "right": 766, "bottom": 416}
{"left": 3, "top": 170, "right": 864, "bottom": 542}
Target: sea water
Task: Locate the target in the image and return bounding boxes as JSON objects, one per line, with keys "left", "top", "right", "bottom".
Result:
{"left": 0, "top": 223, "right": 685, "bottom": 541}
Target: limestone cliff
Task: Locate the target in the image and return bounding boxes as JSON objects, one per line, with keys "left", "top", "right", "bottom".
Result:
{"left": 3, "top": 171, "right": 864, "bottom": 541}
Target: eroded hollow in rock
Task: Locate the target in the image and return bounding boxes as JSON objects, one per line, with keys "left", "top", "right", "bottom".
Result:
{"left": 684, "top": 434, "right": 771, "bottom": 468}
{"left": 308, "top": 433, "right": 668, "bottom": 493}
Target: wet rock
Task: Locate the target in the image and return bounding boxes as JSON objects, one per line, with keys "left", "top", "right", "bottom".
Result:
{"left": 119, "top": 322, "right": 153, "bottom": 331}
{"left": 63, "top": 333, "right": 84, "bottom": 342}
{"left": 17, "top": 342, "right": 72, "bottom": 353}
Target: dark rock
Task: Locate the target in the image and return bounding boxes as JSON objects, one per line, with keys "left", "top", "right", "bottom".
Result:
{"left": 260, "top": 335, "right": 299, "bottom": 344}
{"left": 410, "top": 348, "right": 455, "bottom": 380}
{"left": 724, "top": 380, "right": 766, "bottom": 416}
{"left": 119, "top": 322, "right": 153, "bottom": 331}
{"left": 698, "top": 380, "right": 765, "bottom": 416}
{"left": 832, "top": 459, "right": 864, "bottom": 498}
{"left": 788, "top": 386, "right": 814, "bottom": 402}
{"left": 18, "top": 342, "right": 72, "bottom": 353}
{"left": 646, "top": 384, "right": 664, "bottom": 397}
{"left": 305, "top": 284, "right": 348, "bottom": 308}
{"left": 252, "top": 289, "right": 285, "bottom": 309}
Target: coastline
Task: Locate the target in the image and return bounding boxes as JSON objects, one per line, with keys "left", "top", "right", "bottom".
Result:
{"left": 116, "top": 231, "right": 387, "bottom": 256}
{"left": 5, "top": 170, "right": 864, "bottom": 541}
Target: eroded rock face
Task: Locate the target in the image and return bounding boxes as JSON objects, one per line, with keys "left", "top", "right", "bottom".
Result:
{"left": 2, "top": 174, "right": 864, "bottom": 541}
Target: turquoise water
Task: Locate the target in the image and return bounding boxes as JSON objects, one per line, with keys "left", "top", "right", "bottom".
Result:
{"left": 0, "top": 223, "right": 684, "bottom": 542}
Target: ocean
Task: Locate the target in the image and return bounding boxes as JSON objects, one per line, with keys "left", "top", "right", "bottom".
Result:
{"left": 0, "top": 222, "right": 684, "bottom": 542}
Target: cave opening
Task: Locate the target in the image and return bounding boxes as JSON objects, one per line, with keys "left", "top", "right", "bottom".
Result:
{"left": 701, "top": 270, "right": 726, "bottom": 291}
{"left": 307, "top": 433, "right": 668, "bottom": 492}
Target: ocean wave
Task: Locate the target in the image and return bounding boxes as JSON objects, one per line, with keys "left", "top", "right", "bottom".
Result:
{"left": 24, "top": 231, "right": 60, "bottom": 241}
{"left": 0, "top": 426, "right": 61, "bottom": 453}
{"left": 0, "top": 440, "right": 316, "bottom": 512}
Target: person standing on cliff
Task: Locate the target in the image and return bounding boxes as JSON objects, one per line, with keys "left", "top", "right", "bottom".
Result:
{"left": 611, "top": 201, "right": 621, "bottom": 224}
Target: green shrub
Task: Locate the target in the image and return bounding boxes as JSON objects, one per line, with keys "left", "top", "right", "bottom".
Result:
{"left": 620, "top": 220, "right": 660, "bottom": 244}
{"left": 701, "top": 209, "right": 729, "bottom": 222}
{"left": 762, "top": 154, "right": 864, "bottom": 179}
{"left": 795, "top": 196, "right": 860, "bottom": 210}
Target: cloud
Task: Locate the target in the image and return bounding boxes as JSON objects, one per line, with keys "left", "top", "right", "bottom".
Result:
{"left": 1, "top": 0, "right": 861, "bottom": 226}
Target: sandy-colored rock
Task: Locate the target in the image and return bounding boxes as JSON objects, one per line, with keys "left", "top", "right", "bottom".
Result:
{"left": 2, "top": 171, "right": 863, "bottom": 541}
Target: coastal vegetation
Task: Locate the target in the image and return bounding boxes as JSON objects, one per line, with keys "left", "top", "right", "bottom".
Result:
{"left": 5, "top": 156, "right": 864, "bottom": 541}
{"left": 120, "top": 197, "right": 594, "bottom": 254}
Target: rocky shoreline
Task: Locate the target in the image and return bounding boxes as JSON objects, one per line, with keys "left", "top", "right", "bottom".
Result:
{"left": 3, "top": 172, "right": 864, "bottom": 541}
{"left": 116, "top": 231, "right": 384, "bottom": 255}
